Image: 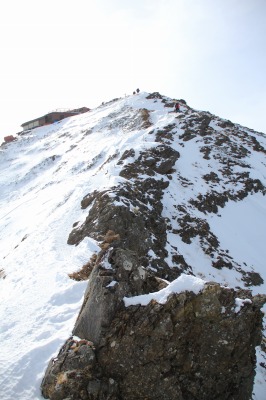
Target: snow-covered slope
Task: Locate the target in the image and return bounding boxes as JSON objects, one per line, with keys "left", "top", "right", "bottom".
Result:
{"left": 0, "top": 92, "right": 265, "bottom": 399}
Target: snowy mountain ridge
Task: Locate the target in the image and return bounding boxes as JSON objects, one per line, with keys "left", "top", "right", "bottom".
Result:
{"left": 0, "top": 92, "right": 266, "bottom": 399}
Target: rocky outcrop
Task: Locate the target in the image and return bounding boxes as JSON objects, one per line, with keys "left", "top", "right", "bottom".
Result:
{"left": 41, "top": 249, "right": 266, "bottom": 400}
{"left": 67, "top": 143, "right": 180, "bottom": 282}
{"left": 72, "top": 248, "right": 162, "bottom": 345}
{"left": 99, "top": 286, "right": 265, "bottom": 400}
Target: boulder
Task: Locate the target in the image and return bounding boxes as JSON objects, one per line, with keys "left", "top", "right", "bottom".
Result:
{"left": 41, "top": 259, "right": 266, "bottom": 400}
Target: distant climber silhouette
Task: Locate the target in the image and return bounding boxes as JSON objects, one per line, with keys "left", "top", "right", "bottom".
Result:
{"left": 174, "top": 102, "right": 180, "bottom": 112}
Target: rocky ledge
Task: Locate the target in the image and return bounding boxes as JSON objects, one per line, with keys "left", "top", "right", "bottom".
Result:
{"left": 41, "top": 247, "right": 266, "bottom": 400}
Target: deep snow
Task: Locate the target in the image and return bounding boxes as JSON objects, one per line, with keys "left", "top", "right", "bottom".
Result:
{"left": 0, "top": 92, "right": 265, "bottom": 399}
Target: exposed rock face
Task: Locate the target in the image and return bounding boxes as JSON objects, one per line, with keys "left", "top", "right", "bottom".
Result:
{"left": 99, "top": 286, "right": 264, "bottom": 400}
{"left": 67, "top": 143, "right": 181, "bottom": 281}
{"left": 41, "top": 92, "right": 266, "bottom": 399}
{"left": 41, "top": 339, "right": 97, "bottom": 400}
{"left": 72, "top": 248, "right": 161, "bottom": 346}
{"left": 41, "top": 252, "right": 266, "bottom": 399}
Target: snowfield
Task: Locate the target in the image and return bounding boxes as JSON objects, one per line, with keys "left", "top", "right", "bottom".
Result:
{"left": 0, "top": 92, "right": 265, "bottom": 399}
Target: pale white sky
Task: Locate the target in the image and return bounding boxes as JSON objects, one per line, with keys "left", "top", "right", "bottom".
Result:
{"left": 0, "top": 0, "right": 266, "bottom": 142}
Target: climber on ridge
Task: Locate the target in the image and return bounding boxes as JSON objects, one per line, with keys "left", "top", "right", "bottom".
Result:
{"left": 174, "top": 102, "right": 180, "bottom": 112}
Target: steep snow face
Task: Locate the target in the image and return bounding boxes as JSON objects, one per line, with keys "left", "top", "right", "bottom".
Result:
{"left": 161, "top": 121, "right": 266, "bottom": 291}
{"left": 0, "top": 92, "right": 265, "bottom": 399}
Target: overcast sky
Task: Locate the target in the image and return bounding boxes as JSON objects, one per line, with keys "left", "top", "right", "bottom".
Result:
{"left": 0, "top": 0, "right": 265, "bottom": 142}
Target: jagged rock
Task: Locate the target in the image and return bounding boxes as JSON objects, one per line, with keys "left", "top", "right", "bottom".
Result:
{"left": 175, "top": 212, "right": 219, "bottom": 252}
{"left": 243, "top": 271, "right": 264, "bottom": 287}
{"left": 41, "top": 337, "right": 97, "bottom": 400}
{"left": 116, "top": 148, "right": 135, "bottom": 165}
{"left": 218, "top": 119, "right": 235, "bottom": 128}
{"left": 120, "top": 144, "right": 180, "bottom": 178}
{"left": 190, "top": 191, "right": 230, "bottom": 214}
{"left": 250, "top": 135, "right": 266, "bottom": 153}
{"left": 203, "top": 171, "right": 220, "bottom": 183}
{"left": 179, "top": 113, "right": 212, "bottom": 138}
{"left": 97, "top": 285, "right": 265, "bottom": 400}
{"left": 72, "top": 248, "right": 162, "bottom": 345}
{"left": 81, "top": 190, "right": 101, "bottom": 209}
{"left": 41, "top": 276, "right": 266, "bottom": 400}
{"left": 146, "top": 92, "right": 163, "bottom": 100}
{"left": 155, "top": 123, "right": 176, "bottom": 141}
{"left": 67, "top": 172, "right": 179, "bottom": 281}
{"left": 140, "top": 144, "right": 180, "bottom": 175}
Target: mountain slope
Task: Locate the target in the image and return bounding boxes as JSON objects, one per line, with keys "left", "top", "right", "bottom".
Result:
{"left": 0, "top": 92, "right": 265, "bottom": 399}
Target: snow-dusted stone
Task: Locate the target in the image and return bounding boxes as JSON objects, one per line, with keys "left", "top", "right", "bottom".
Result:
{"left": 97, "top": 283, "right": 265, "bottom": 400}
{"left": 72, "top": 248, "right": 161, "bottom": 345}
{"left": 41, "top": 279, "right": 266, "bottom": 400}
{"left": 41, "top": 337, "right": 97, "bottom": 399}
